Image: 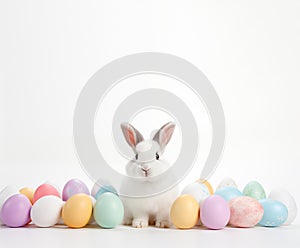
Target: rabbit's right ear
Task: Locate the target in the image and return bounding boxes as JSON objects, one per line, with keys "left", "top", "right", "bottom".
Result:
{"left": 120, "top": 122, "right": 144, "bottom": 151}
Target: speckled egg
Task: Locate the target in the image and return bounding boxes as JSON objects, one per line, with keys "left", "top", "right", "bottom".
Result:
{"left": 243, "top": 181, "right": 266, "bottom": 200}
{"left": 217, "top": 177, "right": 238, "bottom": 190}
{"left": 259, "top": 199, "right": 288, "bottom": 227}
{"left": 229, "top": 196, "right": 264, "bottom": 228}
{"left": 214, "top": 187, "right": 243, "bottom": 202}
{"left": 268, "top": 188, "right": 297, "bottom": 225}
{"left": 195, "top": 179, "right": 214, "bottom": 195}
{"left": 182, "top": 182, "right": 210, "bottom": 204}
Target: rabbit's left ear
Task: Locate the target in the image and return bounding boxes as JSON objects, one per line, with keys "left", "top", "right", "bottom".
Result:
{"left": 153, "top": 122, "right": 176, "bottom": 151}
{"left": 121, "top": 122, "right": 144, "bottom": 151}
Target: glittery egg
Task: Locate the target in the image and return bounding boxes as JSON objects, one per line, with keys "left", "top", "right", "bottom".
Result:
{"left": 268, "top": 188, "right": 297, "bottom": 225}
{"left": 229, "top": 196, "right": 264, "bottom": 227}
{"left": 243, "top": 181, "right": 266, "bottom": 200}
{"left": 182, "top": 182, "right": 210, "bottom": 204}
{"left": 259, "top": 199, "right": 288, "bottom": 227}
{"left": 217, "top": 177, "right": 238, "bottom": 190}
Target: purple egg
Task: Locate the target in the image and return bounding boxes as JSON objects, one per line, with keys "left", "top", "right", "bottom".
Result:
{"left": 62, "top": 179, "right": 90, "bottom": 201}
{"left": 200, "top": 195, "right": 230, "bottom": 230}
{"left": 1, "top": 194, "right": 32, "bottom": 227}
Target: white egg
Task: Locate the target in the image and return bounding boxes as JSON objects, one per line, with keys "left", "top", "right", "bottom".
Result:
{"left": 217, "top": 177, "right": 238, "bottom": 190}
{"left": 31, "top": 195, "right": 64, "bottom": 227}
{"left": 0, "top": 186, "right": 19, "bottom": 225}
{"left": 182, "top": 182, "right": 210, "bottom": 204}
{"left": 268, "top": 188, "right": 297, "bottom": 225}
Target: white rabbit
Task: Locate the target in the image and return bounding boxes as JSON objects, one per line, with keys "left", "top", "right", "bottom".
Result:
{"left": 120, "top": 121, "right": 179, "bottom": 228}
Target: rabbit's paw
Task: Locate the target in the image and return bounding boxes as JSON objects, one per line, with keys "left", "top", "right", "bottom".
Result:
{"left": 132, "top": 218, "right": 148, "bottom": 228}
{"left": 155, "top": 219, "right": 172, "bottom": 228}
{"left": 122, "top": 217, "right": 132, "bottom": 225}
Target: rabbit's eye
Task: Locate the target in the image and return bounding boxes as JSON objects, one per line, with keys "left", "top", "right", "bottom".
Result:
{"left": 156, "top": 153, "right": 159, "bottom": 160}
{"left": 135, "top": 154, "right": 138, "bottom": 160}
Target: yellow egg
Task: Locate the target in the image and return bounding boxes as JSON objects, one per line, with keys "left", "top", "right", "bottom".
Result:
{"left": 19, "top": 187, "right": 35, "bottom": 204}
{"left": 170, "top": 194, "right": 199, "bottom": 229}
{"left": 196, "top": 179, "right": 214, "bottom": 195}
{"left": 62, "top": 193, "right": 93, "bottom": 228}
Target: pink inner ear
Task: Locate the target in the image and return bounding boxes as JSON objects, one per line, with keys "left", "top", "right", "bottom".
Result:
{"left": 161, "top": 126, "right": 175, "bottom": 146}
{"left": 127, "top": 129, "right": 136, "bottom": 146}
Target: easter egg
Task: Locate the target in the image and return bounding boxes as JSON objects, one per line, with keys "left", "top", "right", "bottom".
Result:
{"left": 94, "top": 192, "right": 124, "bottom": 229}
{"left": 95, "top": 185, "right": 118, "bottom": 200}
{"left": 243, "top": 181, "right": 266, "bottom": 200}
{"left": 1, "top": 194, "right": 32, "bottom": 227}
{"left": 0, "top": 186, "right": 19, "bottom": 225}
{"left": 62, "top": 194, "right": 93, "bottom": 228}
{"left": 268, "top": 188, "right": 297, "bottom": 225}
{"left": 62, "top": 178, "right": 89, "bottom": 201}
{"left": 20, "top": 187, "right": 35, "bottom": 204}
{"left": 182, "top": 182, "right": 210, "bottom": 204}
{"left": 33, "top": 184, "right": 60, "bottom": 204}
{"left": 200, "top": 195, "right": 230, "bottom": 230}
{"left": 259, "top": 199, "right": 288, "bottom": 227}
{"left": 31, "top": 195, "right": 64, "bottom": 227}
{"left": 170, "top": 194, "right": 199, "bottom": 229}
{"left": 229, "top": 196, "right": 264, "bottom": 227}
{"left": 217, "top": 177, "right": 238, "bottom": 190}
{"left": 214, "top": 187, "right": 243, "bottom": 201}
{"left": 196, "top": 179, "right": 214, "bottom": 195}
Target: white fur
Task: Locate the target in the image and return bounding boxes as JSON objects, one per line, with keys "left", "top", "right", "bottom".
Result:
{"left": 120, "top": 122, "right": 178, "bottom": 228}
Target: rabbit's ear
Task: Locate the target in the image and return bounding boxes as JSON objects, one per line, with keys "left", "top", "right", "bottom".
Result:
{"left": 120, "top": 122, "right": 144, "bottom": 150}
{"left": 153, "top": 122, "right": 176, "bottom": 151}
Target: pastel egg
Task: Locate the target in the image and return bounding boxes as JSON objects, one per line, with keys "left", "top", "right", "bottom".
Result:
{"left": 268, "top": 188, "right": 297, "bottom": 225}
{"left": 31, "top": 195, "right": 64, "bottom": 227}
{"left": 19, "top": 187, "right": 35, "bottom": 204}
{"left": 33, "top": 184, "right": 60, "bottom": 204}
{"left": 243, "top": 181, "right": 266, "bottom": 200}
{"left": 1, "top": 194, "right": 32, "bottom": 227}
{"left": 170, "top": 194, "right": 199, "bottom": 229}
{"left": 214, "top": 187, "right": 243, "bottom": 202}
{"left": 229, "top": 196, "right": 264, "bottom": 227}
{"left": 195, "top": 179, "right": 214, "bottom": 195}
{"left": 200, "top": 195, "right": 230, "bottom": 230}
{"left": 182, "top": 182, "right": 210, "bottom": 204}
{"left": 62, "top": 178, "right": 90, "bottom": 201}
{"left": 94, "top": 192, "right": 124, "bottom": 229}
{"left": 95, "top": 185, "right": 118, "bottom": 200}
{"left": 62, "top": 193, "right": 93, "bottom": 228}
{"left": 0, "top": 186, "right": 19, "bottom": 225}
{"left": 259, "top": 199, "right": 288, "bottom": 227}
{"left": 217, "top": 177, "right": 238, "bottom": 190}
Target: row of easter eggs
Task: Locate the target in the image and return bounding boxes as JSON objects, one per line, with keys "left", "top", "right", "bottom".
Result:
{"left": 0, "top": 179, "right": 124, "bottom": 228}
{"left": 170, "top": 178, "right": 297, "bottom": 229}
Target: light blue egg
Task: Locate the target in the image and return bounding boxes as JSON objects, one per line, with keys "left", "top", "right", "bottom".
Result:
{"left": 259, "top": 199, "right": 288, "bottom": 227}
{"left": 95, "top": 185, "right": 118, "bottom": 200}
{"left": 214, "top": 187, "right": 243, "bottom": 201}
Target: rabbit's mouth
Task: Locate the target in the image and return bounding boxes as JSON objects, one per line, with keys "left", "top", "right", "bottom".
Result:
{"left": 141, "top": 168, "right": 150, "bottom": 177}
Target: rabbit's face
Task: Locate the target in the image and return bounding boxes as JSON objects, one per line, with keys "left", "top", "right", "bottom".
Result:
{"left": 121, "top": 121, "right": 176, "bottom": 179}
{"left": 126, "top": 140, "right": 168, "bottom": 178}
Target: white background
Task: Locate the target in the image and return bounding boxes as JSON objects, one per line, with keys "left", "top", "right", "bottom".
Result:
{"left": 0, "top": 1, "right": 300, "bottom": 247}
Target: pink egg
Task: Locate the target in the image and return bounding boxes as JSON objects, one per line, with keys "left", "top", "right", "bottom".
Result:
{"left": 62, "top": 178, "right": 90, "bottom": 201}
{"left": 229, "top": 196, "right": 264, "bottom": 228}
{"left": 1, "top": 194, "right": 32, "bottom": 227}
{"left": 33, "top": 184, "right": 60, "bottom": 204}
{"left": 200, "top": 195, "right": 230, "bottom": 229}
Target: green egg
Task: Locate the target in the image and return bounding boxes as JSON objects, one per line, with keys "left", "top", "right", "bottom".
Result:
{"left": 243, "top": 181, "right": 266, "bottom": 200}
{"left": 94, "top": 192, "right": 124, "bottom": 229}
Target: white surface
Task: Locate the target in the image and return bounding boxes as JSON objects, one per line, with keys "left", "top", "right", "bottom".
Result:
{"left": 0, "top": 1, "right": 300, "bottom": 247}
{"left": 0, "top": 224, "right": 300, "bottom": 248}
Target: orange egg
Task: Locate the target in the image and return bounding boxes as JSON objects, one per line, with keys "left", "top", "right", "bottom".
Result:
{"left": 19, "top": 187, "right": 35, "bottom": 204}
{"left": 62, "top": 194, "right": 93, "bottom": 228}
{"left": 170, "top": 194, "right": 199, "bottom": 229}
{"left": 196, "top": 179, "right": 214, "bottom": 195}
